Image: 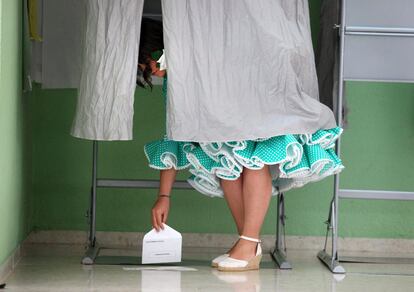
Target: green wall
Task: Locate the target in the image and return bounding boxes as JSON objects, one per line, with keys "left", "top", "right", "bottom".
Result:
{"left": 0, "top": 0, "right": 33, "bottom": 266}
{"left": 30, "top": 83, "right": 414, "bottom": 239}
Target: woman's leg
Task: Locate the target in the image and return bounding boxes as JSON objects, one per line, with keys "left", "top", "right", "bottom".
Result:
{"left": 221, "top": 177, "right": 245, "bottom": 236}
{"left": 228, "top": 165, "right": 273, "bottom": 260}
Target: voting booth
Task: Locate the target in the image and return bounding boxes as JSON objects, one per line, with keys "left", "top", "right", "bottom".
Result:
{"left": 29, "top": 0, "right": 413, "bottom": 271}
{"left": 80, "top": 0, "right": 414, "bottom": 271}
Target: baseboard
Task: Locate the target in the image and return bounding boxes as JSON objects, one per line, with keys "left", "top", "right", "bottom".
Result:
{"left": 0, "top": 235, "right": 29, "bottom": 283}
{"left": 25, "top": 230, "right": 414, "bottom": 254}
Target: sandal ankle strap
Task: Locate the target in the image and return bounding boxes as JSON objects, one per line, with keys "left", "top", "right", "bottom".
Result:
{"left": 239, "top": 235, "right": 261, "bottom": 243}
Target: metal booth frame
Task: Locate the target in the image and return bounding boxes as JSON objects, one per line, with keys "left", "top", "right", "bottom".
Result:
{"left": 317, "top": 0, "right": 414, "bottom": 274}
{"left": 81, "top": 140, "right": 291, "bottom": 269}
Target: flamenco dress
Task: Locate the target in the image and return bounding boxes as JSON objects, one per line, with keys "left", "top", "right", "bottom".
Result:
{"left": 144, "top": 76, "right": 344, "bottom": 198}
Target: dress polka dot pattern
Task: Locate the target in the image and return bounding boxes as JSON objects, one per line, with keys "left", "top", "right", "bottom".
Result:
{"left": 144, "top": 136, "right": 192, "bottom": 170}
{"left": 183, "top": 127, "right": 344, "bottom": 197}
{"left": 145, "top": 127, "right": 344, "bottom": 198}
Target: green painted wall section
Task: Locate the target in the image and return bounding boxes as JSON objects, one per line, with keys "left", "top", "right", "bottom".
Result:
{"left": 338, "top": 82, "right": 414, "bottom": 238}
{"left": 31, "top": 81, "right": 414, "bottom": 239}
{"left": 0, "top": 0, "right": 33, "bottom": 266}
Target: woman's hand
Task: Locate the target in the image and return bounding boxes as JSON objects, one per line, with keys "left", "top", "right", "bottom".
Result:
{"left": 151, "top": 196, "right": 170, "bottom": 232}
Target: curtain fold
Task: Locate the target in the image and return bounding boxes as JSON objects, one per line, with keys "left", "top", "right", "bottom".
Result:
{"left": 70, "top": 0, "right": 144, "bottom": 141}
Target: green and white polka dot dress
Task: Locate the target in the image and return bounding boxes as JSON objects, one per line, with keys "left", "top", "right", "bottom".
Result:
{"left": 144, "top": 77, "right": 344, "bottom": 198}
{"left": 144, "top": 76, "right": 192, "bottom": 170}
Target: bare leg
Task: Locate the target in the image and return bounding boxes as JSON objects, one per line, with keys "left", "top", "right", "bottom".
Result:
{"left": 220, "top": 177, "right": 244, "bottom": 254}
{"left": 229, "top": 166, "right": 273, "bottom": 260}
{"left": 221, "top": 177, "right": 244, "bottom": 236}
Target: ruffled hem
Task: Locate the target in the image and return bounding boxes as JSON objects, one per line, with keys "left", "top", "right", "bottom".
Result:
{"left": 183, "top": 127, "right": 345, "bottom": 198}
{"left": 144, "top": 137, "right": 192, "bottom": 170}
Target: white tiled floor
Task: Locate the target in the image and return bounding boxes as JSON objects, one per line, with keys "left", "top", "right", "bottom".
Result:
{"left": 3, "top": 244, "right": 414, "bottom": 291}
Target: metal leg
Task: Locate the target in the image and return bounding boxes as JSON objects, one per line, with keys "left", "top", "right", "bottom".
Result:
{"left": 317, "top": 0, "right": 346, "bottom": 274}
{"left": 317, "top": 187, "right": 345, "bottom": 274}
{"left": 82, "top": 141, "right": 100, "bottom": 265}
{"left": 80, "top": 141, "right": 195, "bottom": 265}
{"left": 271, "top": 192, "right": 292, "bottom": 269}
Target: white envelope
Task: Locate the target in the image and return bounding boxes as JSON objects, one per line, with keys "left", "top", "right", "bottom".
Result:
{"left": 142, "top": 223, "right": 182, "bottom": 264}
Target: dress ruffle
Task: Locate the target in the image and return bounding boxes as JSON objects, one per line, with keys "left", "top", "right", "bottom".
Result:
{"left": 144, "top": 136, "right": 192, "bottom": 170}
{"left": 144, "top": 127, "right": 345, "bottom": 198}
{"left": 183, "top": 127, "right": 344, "bottom": 198}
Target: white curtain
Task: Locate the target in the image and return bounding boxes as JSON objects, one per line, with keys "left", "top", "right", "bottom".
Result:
{"left": 70, "top": 0, "right": 144, "bottom": 140}
{"left": 162, "top": 0, "right": 337, "bottom": 142}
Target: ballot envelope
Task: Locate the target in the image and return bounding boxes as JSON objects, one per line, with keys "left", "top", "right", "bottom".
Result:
{"left": 141, "top": 223, "right": 182, "bottom": 264}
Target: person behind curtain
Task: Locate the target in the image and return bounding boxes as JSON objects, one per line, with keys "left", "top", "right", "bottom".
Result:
{"left": 137, "top": 16, "right": 344, "bottom": 272}
{"left": 136, "top": 18, "right": 254, "bottom": 270}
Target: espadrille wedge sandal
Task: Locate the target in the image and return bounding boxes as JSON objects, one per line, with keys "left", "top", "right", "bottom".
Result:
{"left": 217, "top": 235, "right": 262, "bottom": 272}
{"left": 211, "top": 234, "right": 242, "bottom": 268}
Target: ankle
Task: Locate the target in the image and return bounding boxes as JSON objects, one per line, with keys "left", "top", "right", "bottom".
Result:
{"left": 239, "top": 236, "right": 259, "bottom": 243}
{"left": 240, "top": 233, "right": 260, "bottom": 240}
{"left": 235, "top": 240, "right": 259, "bottom": 253}
{"left": 237, "top": 234, "right": 261, "bottom": 251}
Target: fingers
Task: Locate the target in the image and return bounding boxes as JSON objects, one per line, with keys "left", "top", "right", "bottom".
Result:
{"left": 162, "top": 210, "right": 169, "bottom": 224}
{"left": 156, "top": 211, "right": 163, "bottom": 230}
{"left": 151, "top": 212, "right": 159, "bottom": 232}
{"left": 152, "top": 210, "right": 165, "bottom": 232}
{"left": 151, "top": 199, "right": 170, "bottom": 232}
